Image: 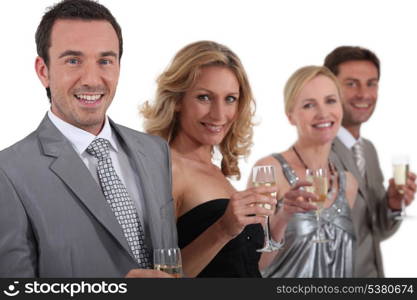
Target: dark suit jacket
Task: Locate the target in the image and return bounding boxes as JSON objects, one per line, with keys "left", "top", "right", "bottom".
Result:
{"left": 330, "top": 137, "right": 400, "bottom": 277}
{"left": 0, "top": 115, "right": 177, "bottom": 277}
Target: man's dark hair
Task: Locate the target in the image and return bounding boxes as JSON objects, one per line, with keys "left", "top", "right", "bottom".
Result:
{"left": 35, "top": 0, "right": 123, "bottom": 100}
{"left": 324, "top": 46, "right": 380, "bottom": 79}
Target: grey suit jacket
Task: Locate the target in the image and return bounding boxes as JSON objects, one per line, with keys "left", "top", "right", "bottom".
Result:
{"left": 330, "top": 137, "right": 400, "bottom": 277}
{"left": 0, "top": 115, "right": 177, "bottom": 277}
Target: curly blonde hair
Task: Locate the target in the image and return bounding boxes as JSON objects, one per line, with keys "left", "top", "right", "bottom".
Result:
{"left": 141, "top": 41, "right": 255, "bottom": 179}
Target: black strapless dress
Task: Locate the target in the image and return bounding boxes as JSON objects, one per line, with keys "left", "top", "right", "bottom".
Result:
{"left": 177, "top": 199, "right": 264, "bottom": 277}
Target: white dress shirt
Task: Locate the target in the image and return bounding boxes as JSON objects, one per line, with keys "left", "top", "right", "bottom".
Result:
{"left": 47, "top": 110, "right": 147, "bottom": 229}
{"left": 337, "top": 126, "right": 362, "bottom": 149}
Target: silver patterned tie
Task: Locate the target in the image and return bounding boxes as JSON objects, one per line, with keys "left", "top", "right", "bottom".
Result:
{"left": 87, "top": 138, "right": 152, "bottom": 268}
{"left": 352, "top": 140, "right": 366, "bottom": 178}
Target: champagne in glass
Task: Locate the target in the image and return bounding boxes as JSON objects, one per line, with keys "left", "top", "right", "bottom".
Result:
{"left": 252, "top": 165, "right": 278, "bottom": 252}
{"left": 305, "top": 169, "right": 315, "bottom": 194}
{"left": 392, "top": 155, "right": 410, "bottom": 219}
{"left": 305, "top": 169, "right": 328, "bottom": 210}
{"left": 393, "top": 162, "right": 409, "bottom": 193}
{"left": 306, "top": 168, "right": 329, "bottom": 243}
{"left": 153, "top": 248, "right": 182, "bottom": 278}
{"left": 154, "top": 264, "right": 183, "bottom": 278}
{"left": 253, "top": 181, "right": 276, "bottom": 210}
{"left": 314, "top": 169, "right": 328, "bottom": 210}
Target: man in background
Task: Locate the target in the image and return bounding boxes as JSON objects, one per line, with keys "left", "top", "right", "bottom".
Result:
{"left": 325, "top": 46, "right": 416, "bottom": 277}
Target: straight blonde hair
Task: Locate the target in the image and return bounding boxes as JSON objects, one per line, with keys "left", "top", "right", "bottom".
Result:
{"left": 284, "top": 65, "right": 341, "bottom": 114}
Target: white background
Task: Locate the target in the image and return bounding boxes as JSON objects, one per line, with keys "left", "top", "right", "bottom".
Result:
{"left": 1, "top": 0, "right": 416, "bottom": 277}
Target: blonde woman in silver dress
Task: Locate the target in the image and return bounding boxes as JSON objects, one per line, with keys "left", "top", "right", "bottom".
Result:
{"left": 252, "top": 66, "right": 358, "bottom": 277}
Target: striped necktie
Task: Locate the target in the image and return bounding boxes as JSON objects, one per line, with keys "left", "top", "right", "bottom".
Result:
{"left": 352, "top": 140, "right": 366, "bottom": 178}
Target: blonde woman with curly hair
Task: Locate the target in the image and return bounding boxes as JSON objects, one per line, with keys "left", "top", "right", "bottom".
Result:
{"left": 141, "top": 41, "right": 278, "bottom": 277}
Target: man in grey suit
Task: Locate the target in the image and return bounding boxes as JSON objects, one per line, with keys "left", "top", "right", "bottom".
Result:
{"left": 325, "top": 46, "right": 416, "bottom": 277}
{"left": 0, "top": 0, "right": 177, "bottom": 277}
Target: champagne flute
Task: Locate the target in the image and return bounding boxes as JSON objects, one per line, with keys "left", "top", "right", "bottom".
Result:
{"left": 252, "top": 165, "right": 278, "bottom": 252}
{"left": 153, "top": 247, "right": 183, "bottom": 278}
{"left": 392, "top": 155, "right": 410, "bottom": 220}
{"left": 306, "top": 168, "right": 330, "bottom": 243}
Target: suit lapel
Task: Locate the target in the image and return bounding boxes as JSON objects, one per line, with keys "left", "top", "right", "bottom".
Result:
{"left": 37, "top": 115, "right": 134, "bottom": 259}
{"left": 362, "top": 140, "right": 374, "bottom": 188}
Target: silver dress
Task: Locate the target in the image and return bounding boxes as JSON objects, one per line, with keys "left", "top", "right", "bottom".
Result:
{"left": 261, "top": 154, "right": 355, "bottom": 278}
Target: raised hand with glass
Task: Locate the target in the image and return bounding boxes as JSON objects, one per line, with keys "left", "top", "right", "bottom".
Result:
{"left": 251, "top": 165, "right": 280, "bottom": 252}
{"left": 305, "top": 168, "right": 333, "bottom": 243}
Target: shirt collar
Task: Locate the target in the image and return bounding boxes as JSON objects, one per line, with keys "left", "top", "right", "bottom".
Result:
{"left": 337, "top": 126, "right": 362, "bottom": 149}
{"left": 47, "top": 110, "right": 119, "bottom": 155}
